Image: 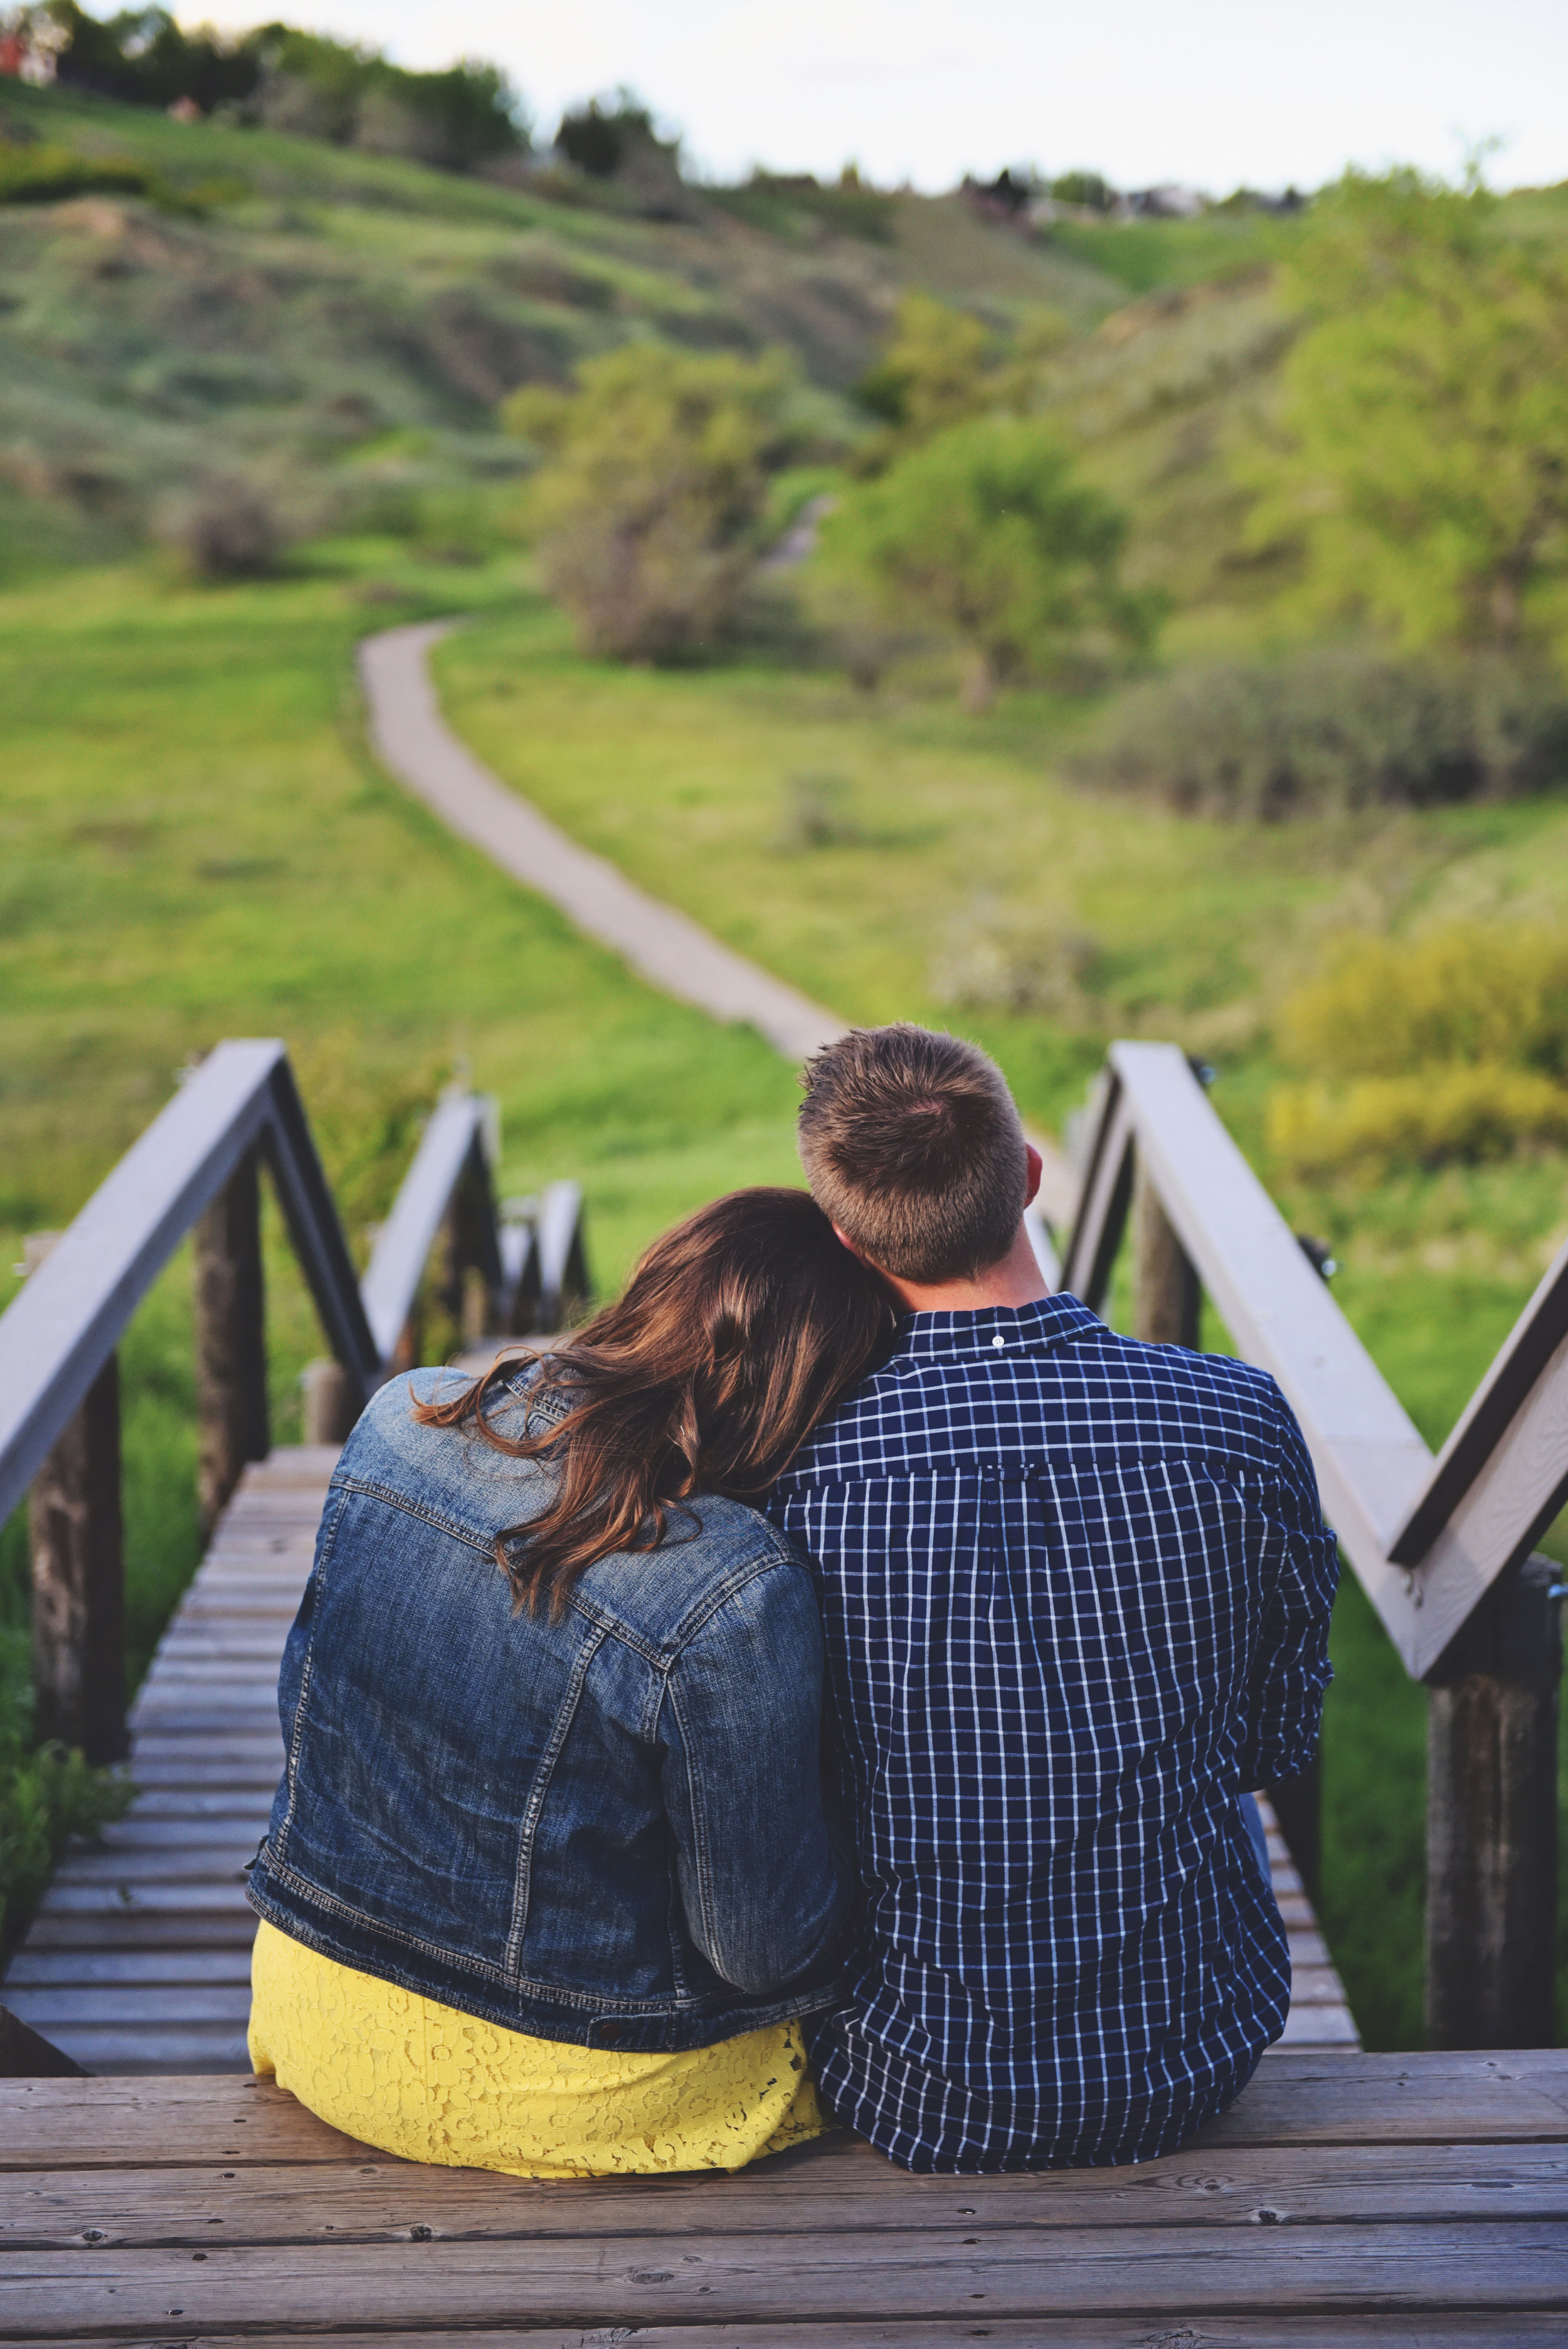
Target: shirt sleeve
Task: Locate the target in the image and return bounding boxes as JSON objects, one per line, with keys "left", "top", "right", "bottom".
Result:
{"left": 1239, "top": 1379, "right": 1340, "bottom": 1790}
{"left": 658, "top": 1546, "right": 854, "bottom": 1995}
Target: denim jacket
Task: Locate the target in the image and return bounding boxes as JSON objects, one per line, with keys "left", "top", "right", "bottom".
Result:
{"left": 248, "top": 1365, "right": 853, "bottom": 2052}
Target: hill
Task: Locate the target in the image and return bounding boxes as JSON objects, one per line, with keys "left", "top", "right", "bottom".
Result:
{"left": 0, "top": 75, "right": 1128, "bottom": 568}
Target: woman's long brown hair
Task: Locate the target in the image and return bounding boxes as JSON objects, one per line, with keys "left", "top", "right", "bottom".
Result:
{"left": 412, "top": 1187, "right": 892, "bottom": 1616}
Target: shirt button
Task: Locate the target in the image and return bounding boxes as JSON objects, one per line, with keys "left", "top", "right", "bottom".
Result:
{"left": 992, "top": 1334, "right": 1005, "bottom": 1349}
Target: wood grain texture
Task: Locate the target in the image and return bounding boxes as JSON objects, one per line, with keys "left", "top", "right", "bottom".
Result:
{"left": 9, "top": 2220, "right": 1568, "bottom": 2331}
{"left": 6, "top": 2141, "right": 1567, "bottom": 2252}
{"left": 6, "top": 2054, "right": 1568, "bottom": 2170}
{"left": 9, "top": 2326, "right": 1568, "bottom": 2349}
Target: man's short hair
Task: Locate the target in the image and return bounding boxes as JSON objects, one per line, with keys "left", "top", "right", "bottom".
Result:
{"left": 798, "top": 1024, "right": 1027, "bottom": 1283}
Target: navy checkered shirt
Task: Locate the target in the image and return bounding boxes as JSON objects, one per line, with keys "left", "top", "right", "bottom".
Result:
{"left": 766, "top": 1292, "right": 1337, "bottom": 2173}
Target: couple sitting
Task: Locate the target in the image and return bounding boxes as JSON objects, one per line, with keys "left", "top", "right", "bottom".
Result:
{"left": 248, "top": 1025, "right": 1336, "bottom": 2177}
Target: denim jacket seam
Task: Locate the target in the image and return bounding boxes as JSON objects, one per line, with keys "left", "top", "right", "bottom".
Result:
{"left": 505, "top": 1620, "right": 607, "bottom": 1975}
{"left": 327, "top": 1471, "right": 497, "bottom": 1559}
{"left": 249, "top": 1867, "right": 728, "bottom": 2013}
{"left": 662, "top": 1670, "right": 718, "bottom": 1971}
{"left": 566, "top": 1534, "right": 798, "bottom": 1665}
{"left": 273, "top": 1487, "right": 350, "bottom": 1872}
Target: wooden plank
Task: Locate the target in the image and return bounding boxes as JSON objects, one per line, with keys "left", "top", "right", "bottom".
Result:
{"left": 8, "top": 2220, "right": 1568, "bottom": 2331}
{"left": 2, "top": 1988, "right": 251, "bottom": 2028}
{"left": 16, "top": 1914, "right": 257, "bottom": 1954}
{"left": 2, "top": 1953, "right": 253, "bottom": 1989}
{"left": 6, "top": 2055, "right": 1567, "bottom": 2171}
{"left": 6, "top": 2142, "right": 1567, "bottom": 2252}
{"left": 29, "top": 2327, "right": 1568, "bottom": 2349}
{"left": 6, "top": 2326, "right": 1567, "bottom": 2349}
{"left": 18, "top": 2027, "right": 250, "bottom": 2074}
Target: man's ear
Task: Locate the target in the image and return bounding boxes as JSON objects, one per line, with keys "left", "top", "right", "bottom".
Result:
{"left": 1024, "top": 1143, "right": 1042, "bottom": 1209}
{"left": 832, "top": 1222, "right": 868, "bottom": 1263}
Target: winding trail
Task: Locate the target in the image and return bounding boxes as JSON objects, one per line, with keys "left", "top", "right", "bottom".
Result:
{"left": 358, "top": 620, "right": 1079, "bottom": 1226}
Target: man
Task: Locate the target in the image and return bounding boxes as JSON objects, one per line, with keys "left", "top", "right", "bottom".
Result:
{"left": 767, "top": 1024, "right": 1337, "bottom": 2174}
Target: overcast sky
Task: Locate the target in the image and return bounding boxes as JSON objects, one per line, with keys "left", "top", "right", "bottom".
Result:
{"left": 198, "top": 0, "right": 1568, "bottom": 195}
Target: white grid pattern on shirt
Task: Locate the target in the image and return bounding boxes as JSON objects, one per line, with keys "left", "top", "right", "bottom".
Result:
{"left": 767, "top": 1292, "right": 1338, "bottom": 2174}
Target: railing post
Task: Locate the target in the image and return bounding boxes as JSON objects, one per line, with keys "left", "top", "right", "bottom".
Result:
{"left": 300, "top": 1360, "right": 361, "bottom": 1446}
{"left": 29, "top": 1349, "right": 127, "bottom": 1766}
{"left": 1130, "top": 1154, "right": 1200, "bottom": 1350}
{"left": 1424, "top": 1551, "right": 1560, "bottom": 2049}
{"left": 194, "top": 1147, "right": 269, "bottom": 1537}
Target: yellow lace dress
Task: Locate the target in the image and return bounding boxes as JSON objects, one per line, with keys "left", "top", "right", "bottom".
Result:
{"left": 248, "top": 1919, "right": 830, "bottom": 2177}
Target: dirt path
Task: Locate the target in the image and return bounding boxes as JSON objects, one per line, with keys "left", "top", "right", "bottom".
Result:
{"left": 358, "top": 620, "right": 1077, "bottom": 1228}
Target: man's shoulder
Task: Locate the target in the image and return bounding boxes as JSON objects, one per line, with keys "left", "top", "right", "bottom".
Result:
{"left": 773, "top": 1305, "right": 1285, "bottom": 1495}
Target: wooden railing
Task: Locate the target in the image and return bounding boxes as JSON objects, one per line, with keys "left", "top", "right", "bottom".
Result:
{"left": 1060, "top": 1041, "right": 1567, "bottom": 2046}
{"left": 0, "top": 1041, "right": 588, "bottom": 1771}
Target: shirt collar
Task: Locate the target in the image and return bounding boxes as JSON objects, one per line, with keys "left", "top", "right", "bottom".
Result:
{"left": 891, "top": 1291, "right": 1102, "bottom": 1361}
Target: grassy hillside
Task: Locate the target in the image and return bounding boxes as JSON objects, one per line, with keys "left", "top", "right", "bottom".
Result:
{"left": 0, "top": 75, "right": 1124, "bottom": 553}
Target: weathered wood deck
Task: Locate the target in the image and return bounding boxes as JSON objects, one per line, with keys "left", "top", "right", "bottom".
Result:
{"left": 2, "top": 1446, "right": 1359, "bottom": 2071}
{"left": 4, "top": 2052, "right": 1567, "bottom": 2341}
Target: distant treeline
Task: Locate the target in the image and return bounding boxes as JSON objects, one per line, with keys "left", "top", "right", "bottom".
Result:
{"left": 31, "top": 3, "right": 527, "bottom": 171}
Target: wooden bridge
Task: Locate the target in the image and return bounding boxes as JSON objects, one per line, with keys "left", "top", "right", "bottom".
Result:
{"left": 1, "top": 1036, "right": 1565, "bottom": 2338}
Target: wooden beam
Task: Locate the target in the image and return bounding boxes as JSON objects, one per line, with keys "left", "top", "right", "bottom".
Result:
{"left": 28, "top": 1352, "right": 125, "bottom": 1766}
{"left": 193, "top": 1150, "right": 268, "bottom": 1539}
{"left": 1425, "top": 1554, "right": 1562, "bottom": 2050}
{"left": 1130, "top": 1152, "right": 1199, "bottom": 1348}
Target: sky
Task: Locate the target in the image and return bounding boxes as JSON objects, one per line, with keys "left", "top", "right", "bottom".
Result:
{"left": 196, "top": 0, "right": 1567, "bottom": 196}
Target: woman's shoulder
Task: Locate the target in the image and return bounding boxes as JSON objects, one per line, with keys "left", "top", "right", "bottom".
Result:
{"left": 571, "top": 1494, "right": 811, "bottom": 1657}
{"left": 331, "top": 1363, "right": 558, "bottom": 1542}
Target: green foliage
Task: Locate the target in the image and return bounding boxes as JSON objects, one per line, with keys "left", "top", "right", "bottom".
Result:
{"left": 854, "top": 292, "right": 992, "bottom": 438}
{"left": 507, "top": 346, "right": 796, "bottom": 660}
{"left": 1072, "top": 652, "right": 1568, "bottom": 819}
{"left": 0, "top": 1722, "right": 135, "bottom": 1959}
{"left": 554, "top": 93, "right": 656, "bottom": 179}
{"left": 1279, "top": 922, "right": 1568, "bottom": 1078}
{"left": 0, "top": 135, "right": 151, "bottom": 202}
{"left": 1241, "top": 169, "right": 1568, "bottom": 649}
{"left": 36, "top": 4, "right": 529, "bottom": 172}
{"left": 1050, "top": 171, "right": 1115, "bottom": 213}
{"left": 1268, "top": 923, "right": 1568, "bottom": 1175}
{"left": 822, "top": 416, "right": 1157, "bottom": 706}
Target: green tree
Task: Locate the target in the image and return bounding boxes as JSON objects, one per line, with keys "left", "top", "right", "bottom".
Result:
{"left": 1241, "top": 169, "right": 1568, "bottom": 649}
{"left": 505, "top": 346, "right": 793, "bottom": 661}
{"left": 822, "top": 416, "right": 1156, "bottom": 707}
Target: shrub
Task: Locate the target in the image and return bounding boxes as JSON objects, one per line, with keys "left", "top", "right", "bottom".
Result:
{"left": 930, "top": 903, "right": 1101, "bottom": 1019}
{"left": 773, "top": 772, "right": 862, "bottom": 851}
{"left": 0, "top": 141, "right": 154, "bottom": 204}
{"left": 1267, "top": 1064, "right": 1568, "bottom": 1179}
{"left": 161, "top": 476, "right": 286, "bottom": 579}
{"left": 1073, "top": 652, "right": 1568, "bottom": 819}
{"left": 0, "top": 1632, "right": 134, "bottom": 1959}
{"left": 1278, "top": 924, "right": 1568, "bottom": 1080}
{"left": 1267, "top": 923, "right": 1568, "bottom": 1175}
{"left": 506, "top": 346, "right": 794, "bottom": 662}
{"left": 822, "top": 416, "right": 1157, "bottom": 708}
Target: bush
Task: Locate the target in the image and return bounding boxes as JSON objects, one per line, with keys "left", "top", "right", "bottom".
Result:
{"left": 161, "top": 476, "right": 287, "bottom": 579}
{"left": 1267, "top": 1064, "right": 1568, "bottom": 1178}
{"left": 1073, "top": 652, "right": 1568, "bottom": 818}
{"left": 506, "top": 346, "right": 794, "bottom": 662}
{"left": 1278, "top": 924, "right": 1568, "bottom": 1080}
{"left": 1267, "top": 923, "right": 1568, "bottom": 1175}
{"left": 822, "top": 416, "right": 1157, "bottom": 708}
{"left": 0, "top": 141, "right": 154, "bottom": 204}
{"left": 930, "top": 903, "right": 1101, "bottom": 1019}
{"left": 0, "top": 1632, "right": 134, "bottom": 1959}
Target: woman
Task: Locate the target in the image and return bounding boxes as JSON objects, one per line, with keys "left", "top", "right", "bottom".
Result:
{"left": 248, "top": 1189, "right": 890, "bottom": 2178}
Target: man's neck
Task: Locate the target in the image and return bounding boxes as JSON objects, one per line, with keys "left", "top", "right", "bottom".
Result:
{"left": 876, "top": 1223, "right": 1052, "bottom": 1318}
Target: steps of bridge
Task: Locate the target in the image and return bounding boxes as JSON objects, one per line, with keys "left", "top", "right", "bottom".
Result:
{"left": 3, "top": 1448, "right": 1360, "bottom": 2070}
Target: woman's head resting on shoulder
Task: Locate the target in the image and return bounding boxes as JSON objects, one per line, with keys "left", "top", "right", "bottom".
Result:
{"left": 413, "top": 1187, "right": 892, "bottom": 1617}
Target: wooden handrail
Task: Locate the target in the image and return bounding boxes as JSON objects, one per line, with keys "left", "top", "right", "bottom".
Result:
{"left": 0, "top": 1043, "right": 374, "bottom": 1530}
{"left": 361, "top": 1093, "right": 503, "bottom": 1367}
{"left": 1060, "top": 1042, "right": 1568, "bottom": 1682}
{"left": 1060, "top": 1041, "right": 1567, "bottom": 2042}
